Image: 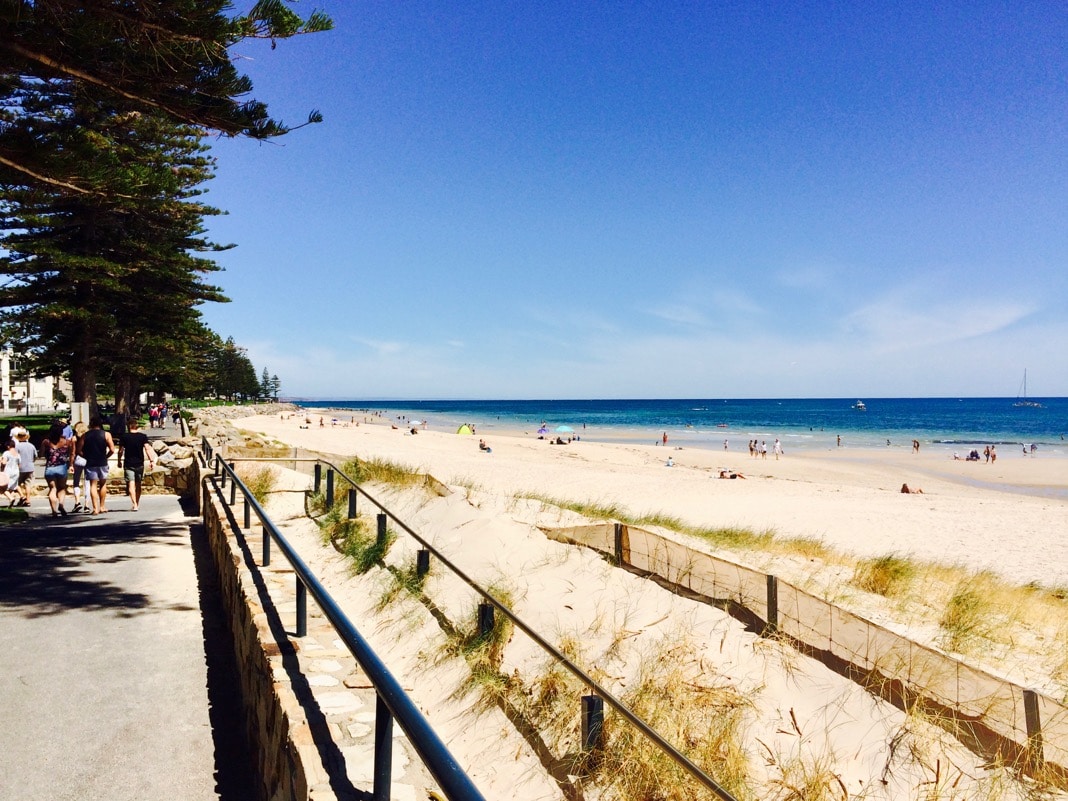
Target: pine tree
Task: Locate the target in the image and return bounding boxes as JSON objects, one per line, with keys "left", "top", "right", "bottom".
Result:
{"left": 0, "top": 0, "right": 332, "bottom": 194}
{"left": 0, "top": 76, "right": 229, "bottom": 411}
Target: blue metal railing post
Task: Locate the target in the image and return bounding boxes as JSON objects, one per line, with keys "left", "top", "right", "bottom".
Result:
{"left": 326, "top": 469, "right": 334, "bottom": 507}
{"left": 229, "top": 480, "right": 237, "bottom": 505}
{"left": 582, "top": 695, "right": 604, "bottom": 751}
{"left": 377, "top": 513, "right": 388, "bottom": 547}
{"left": 262, "top": 524, "right": 271, "bottom": 566}
{"left": 373, "top": 694, "right": 394, "bottom": 801}
{"left": 478, "top": 603, "right": 495, "bottom": 638}
{"left": 416, "top": 549, "right": 430, "bottom": 578}
{"left": 244, "top": 497, "right": 251, "bottom": 529}
{"left": 348, "top": 488, "right": 357, "bottom": 519}
{"left": 296, "top": 579, "right": 307, "bottom": 637}
{"left": 314, "top": 463, "right": 321, "bottom": 493}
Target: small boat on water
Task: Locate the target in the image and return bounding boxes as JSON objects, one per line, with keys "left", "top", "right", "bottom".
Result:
{"left": 1013, "top": 369, "right": 1042, "bottom": 408}
{"left": 852, "top": 400, "right": 867, "bottom": 411}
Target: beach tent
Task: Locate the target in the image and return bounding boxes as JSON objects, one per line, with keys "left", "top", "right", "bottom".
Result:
{"left": 457, "top": 424, "right": 474, "bottom": 435}
{"left": 555, "top": 425, "right": 574, "bottom": 433}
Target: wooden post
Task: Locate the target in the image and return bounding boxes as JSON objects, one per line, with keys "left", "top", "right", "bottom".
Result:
{"left": 1024, "top": 688, "right": 1044, "bottom": 771}
{"left": 766, "top": 574, "right": 778, "bottom": 633}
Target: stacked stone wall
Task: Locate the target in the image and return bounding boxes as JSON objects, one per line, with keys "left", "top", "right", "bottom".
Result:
{"left": 201, "top": 471, "right": 314, "bottom": 801}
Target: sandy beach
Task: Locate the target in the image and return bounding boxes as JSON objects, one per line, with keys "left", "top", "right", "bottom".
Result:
{"left": 227, "top": 409, "right": 1068, "bottom": 799}
{"left": 236, "top": 411, "right": 1068, "bottom": 588}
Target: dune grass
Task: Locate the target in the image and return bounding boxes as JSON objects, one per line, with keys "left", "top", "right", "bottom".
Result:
{"left": 520, "top": 490, "right": 1068, "bottom": 701}
{"left": 341, "top": 456, "right": 424, "bottom": 487}
{"left": 852, "top": 554, "right": 917, "bottom": 598}
{"left": 236, "top": 465, "right": 277, "bottom": 505}
{"left": 312, "top": 485, "right": 396, "bottom": 573}
{"left": 590, "top": 636, "right": 753, "bottom": 801}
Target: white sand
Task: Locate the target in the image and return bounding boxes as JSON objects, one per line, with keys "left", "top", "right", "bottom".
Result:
{"left": 237, "top": 413, "right": 1068, "bottom": 588}
{"left": 233, "top": 412, "right": 1068, "bottom": 799}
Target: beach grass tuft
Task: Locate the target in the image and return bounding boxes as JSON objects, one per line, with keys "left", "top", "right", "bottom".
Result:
{"left": 342, "top": 456, "right": 424, "bottom": 487}
{"left": 316, "top": 500, "right": 395, "bottom": 574}
{"left": 236, "top": 465, "right": 277, "bottom": 505}
{"left": 590, "top": 636, "right": 753, "bottom": 801}
{"left": 450, "top": 582, "right": 516, "bottom": 705}
{"left": 378, "top": 556, "right": 430, "bottom": 610}
{"left": 852, "top": 554, "right": 918, "bottom": 598}
{"left": 939, "top": 575, "right": 995, "bottom": 651}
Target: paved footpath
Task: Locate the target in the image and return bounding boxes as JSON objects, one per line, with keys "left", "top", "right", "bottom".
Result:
{"left": 0, "top": 491, "right": 250, "bottom": 801}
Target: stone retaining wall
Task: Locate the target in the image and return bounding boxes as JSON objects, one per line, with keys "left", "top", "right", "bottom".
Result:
{"left": 201, "top": 469, "right": 316, "bottom": 801}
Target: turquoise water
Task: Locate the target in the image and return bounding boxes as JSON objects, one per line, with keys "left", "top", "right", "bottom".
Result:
{"left": 293, "top": 397, "right": 1068, "bottom": 457}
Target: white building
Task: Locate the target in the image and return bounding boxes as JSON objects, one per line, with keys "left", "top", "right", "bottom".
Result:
{"left": 1, "top": 348, "right": 62, "bottom": 413}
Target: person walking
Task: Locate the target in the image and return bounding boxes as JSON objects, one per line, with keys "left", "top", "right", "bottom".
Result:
{"left": 14, "top": 430, "right": 37, "bottom": 507}
{"left": 117, "top": 417, "right": 155, "bottom": 511}
{"left": 78, "top": 416, "right": 115, "bottom": 515}
{"left": 1, "top": 439, "right": 21, "bottom": 506}
{"left": 40, "top": 422, "right": 74, "bottom": 516}
{"left": 69, "top": 421, "right": 88, "bottom": 511}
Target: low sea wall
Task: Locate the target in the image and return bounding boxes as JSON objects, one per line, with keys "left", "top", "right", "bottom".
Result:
{"left": 200, "top": 470, "right": 317, "bottom": 800}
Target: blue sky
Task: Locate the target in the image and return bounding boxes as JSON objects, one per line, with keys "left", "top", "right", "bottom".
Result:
{"left": 201, "top": 2, "right": 1067, "bottom": 399}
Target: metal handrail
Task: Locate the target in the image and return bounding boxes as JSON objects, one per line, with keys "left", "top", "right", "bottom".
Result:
{"left": 204, "top": 445, "right": 486, "bottom": 801}
{"left": 311, "top": 456, "right": 738, "bottom": 801}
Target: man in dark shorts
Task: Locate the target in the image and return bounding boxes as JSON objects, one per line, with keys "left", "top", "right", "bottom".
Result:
{"left": 77, "top": 416, "right": 115, "bottom": 514}
{"left": 117, "top": 417, "right": 155, "bottom": 511}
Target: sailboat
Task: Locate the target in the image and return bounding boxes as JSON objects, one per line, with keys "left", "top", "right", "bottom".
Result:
{"left": 1013, "top": 369, "right": 1042, "bottom": 408}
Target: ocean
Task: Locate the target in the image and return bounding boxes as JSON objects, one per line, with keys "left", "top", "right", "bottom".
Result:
{"left": 291, "top": 397, "right": 1068, "bottom": 458}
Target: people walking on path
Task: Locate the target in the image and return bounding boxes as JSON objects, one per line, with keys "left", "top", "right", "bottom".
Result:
{"left": 77, "top": 416, "right": 115, "bottom": 515}
{"left": 118, "top": 417, "right": 155, "bottom": 511}
{"left": 40, "top": 422, "right": 74, "bottom": 517}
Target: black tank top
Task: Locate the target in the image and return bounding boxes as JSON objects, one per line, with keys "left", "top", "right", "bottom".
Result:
{"left": 82, "top": 428, "right": 109, "bottom": 468}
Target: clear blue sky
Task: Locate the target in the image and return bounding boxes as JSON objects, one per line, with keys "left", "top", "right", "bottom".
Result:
{"left": 201, "top": 2, "right": 1067, "bottom": 399}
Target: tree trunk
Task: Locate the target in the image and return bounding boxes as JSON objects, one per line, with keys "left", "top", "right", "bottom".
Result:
{"left": 113, "top": 372, "right": 133, "bottom": 417}
{"left": 70, "top": 360, "right": 98, "bottom": 414}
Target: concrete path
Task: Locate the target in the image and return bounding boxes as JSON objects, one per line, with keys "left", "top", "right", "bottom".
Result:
{"left": 0, "top": 492, "right": 251, "bottom": 801}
